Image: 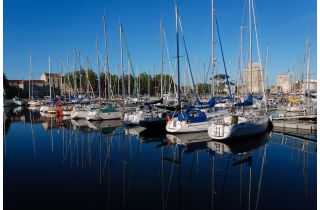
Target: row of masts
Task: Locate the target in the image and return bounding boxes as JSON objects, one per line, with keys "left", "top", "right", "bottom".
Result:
{"left": 26, "top": 0, "right": 311, "bottom": 105}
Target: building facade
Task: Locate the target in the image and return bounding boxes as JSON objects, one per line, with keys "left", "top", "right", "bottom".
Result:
{"left": 276, "top": 73, "right": 292, "bottom": 93}
{"left": 242, "top": 62, "right": 263, "bottom": 95}
{"left": 8, "top": 72, "right": 63, "bottom": 98}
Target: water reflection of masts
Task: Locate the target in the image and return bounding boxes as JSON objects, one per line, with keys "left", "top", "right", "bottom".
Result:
{"left": 29, "top": 109, "right": 37, "bottom": 158}
{"left": 178, "top": 146, "right": 182, "bottom": 210}
{"left": 123, "top": 128, "right": 127, "bottom": 207}
{"left": 50, "top": 116, "right": 54, "bottom": 153}
{"left": 161, "top": 142, "right": 183, "bottom": 209}
{"left": 303, "top": 140, "right": 309, "bottom": 197}
{"left": 161, "top": 146, "right": 165, "bottom": 210}
{"left": 122, "top": 127, "right": 140, "bottom": 208}
{"left": 248, "top": 156, "right": 252, "bottom": 210}
{"left": 255, "top": 144, "right": 267, "bottom": 210}
{"left": 108, "top": 132, "right": 113, "bottom": 209}
{"left": 99, "top": 131, "right": 102, "bottom": 184}
{"left": 271, "top": 132, "right": 314, "bottom": 196}
{"left": 211, "top": 152, "right": 215, "bottom": 210}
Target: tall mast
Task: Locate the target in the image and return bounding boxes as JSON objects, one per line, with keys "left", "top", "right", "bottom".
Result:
{"left": 195, "top": 56, "right": 199, "bottom": 96}
{"left": 305, "top": 32, "right": 310, "bottom": 98}
{"left": 211, "top": 0, "right": 215, "bottom": 96}
{"left": 48, "top": 57, "right": 52, "bottom": 98}
{"left": 204, "top": 63, "right": 206, "bottom": 96}
{"left": 120, "top": 24, "right": 125, "bottom": 100}
{"left": 128, "top": 59, "right": 131, "bottom": 98}
{"left": 175, "top": 4, "right": 181, "bottom": 108}
{"left": 103, "top": 13, "right": 110, "bottom": 101}
{"left": 154, "top": 64, "right": 156, "bottom": 96}
{"left": 117, "top": 64, "right": 120, "bottom": 97}
{"left": 73, "top": 48, "right": 77, "bottom": 95}
{"left": 249, "top": 0, "right": 253, "bottom": 95}
{"left": 293, "top": 63, "right": 296, "bottom": 95}
{"left": 148, "top": 66, "right": 150, "bottom": 98}
{"left": 29, "top": 52, "right": 32, "bottom": 100}
{"left": 251, "top": 0, "right": 266, "bottom": 107}
{"left": 160, "top": 19, "right": 164, "bottom": 98}
{"left": 86, "top": 58, "right": 89, "bottom": 96}
{"left": 78, "top": 51, "right": 82, "bottom": 93}
{"left": 66, "top": 48, "right": 69, "bottom": 95}
{"left": 300, "top": 57, "right": 303, "bottom": 99}
{"left": 240, "top": 25, "right": 244, "bottom": 96}
{"left": 307, "top": 45, "right": 311, "bottom": 97}
{"left": 265, "top": 43, "right": 269, "bottom": 96}
{"left": 96, "top": 41, "right": 101, "bottom": 103}
{"left": 59, "top": 56, "right": 64, "bottom": 97}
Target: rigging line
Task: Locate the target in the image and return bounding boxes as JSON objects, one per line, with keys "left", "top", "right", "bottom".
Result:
{"left": 163, "top": 27, "right": 177, "bottom": 95}
{"left": 60, "top": 57, "right": 73, "bottom": 94}
{"left": 121, "top": 26, "right": 139, "bottom": 96}
{"left": 255, "top": 145, "right": 266, "bottom": 210}
{"left": 215, "top": 14, "right": 233, "bottom": 101}
{"left": 86, "top": 58, "right": 97, "bottom": 95}
{"left": 205, "top": 55, "right": 213, "bottom": 84}
{"left": 165, "top": 146, "right": 178, "bottom": 209}
{"left": 251, "top": 0, "right": 267, "bottom": 109}
{"left": 89, "top": 131, "right": 102, "bottom": 164}
{"left": 178, "top": 15, "right": 199, "bottom": 100}
{"left": 126, "top": 139, "right": 141, "bottom": 195}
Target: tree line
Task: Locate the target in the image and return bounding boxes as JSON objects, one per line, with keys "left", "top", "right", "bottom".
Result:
{"left": 63, "top": 69, "right": 226, "bottom": 97}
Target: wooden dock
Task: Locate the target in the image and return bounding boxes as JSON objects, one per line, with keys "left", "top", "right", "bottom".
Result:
{"left": 272, "top": 121, "right": 317, "bottom": 131}
{"left": 272, "top": 115, "right": 316, "bottom": 121}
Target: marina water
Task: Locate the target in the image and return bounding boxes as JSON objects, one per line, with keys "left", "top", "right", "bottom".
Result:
{"left": 4, "top": 108, "right": 316, "bottom": 210}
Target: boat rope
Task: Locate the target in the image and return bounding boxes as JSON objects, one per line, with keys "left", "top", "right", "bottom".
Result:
{"left": 121, "top": 26, "right": 139, "bottom": 97}
{"left": 215, "top": 14, "right": 233, "bottom": 101}
{"left": 178, "top": 15, "right": 199, "bottom": 101}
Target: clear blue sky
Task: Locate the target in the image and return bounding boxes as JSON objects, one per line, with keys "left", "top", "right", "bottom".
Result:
{"left": 4, "top": 0, "right": 317, "bottom": 86}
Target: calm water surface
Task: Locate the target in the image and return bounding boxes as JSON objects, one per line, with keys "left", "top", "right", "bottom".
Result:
{"left": 4, "top": 108, "right": 317, "bottom": 210}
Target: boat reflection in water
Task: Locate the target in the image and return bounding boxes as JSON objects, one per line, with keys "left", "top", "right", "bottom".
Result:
{"left": 3, "top": 108, "right": 317, "bottom": 210}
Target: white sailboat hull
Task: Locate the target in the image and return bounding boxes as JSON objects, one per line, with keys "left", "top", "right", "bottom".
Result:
{"left": 71, "top": 109, "right": 89, "bottom": 119}
{"left": 166, "top": 119, "right": 209, "bottom": 133}
{"left": 208, "top": 116, "right": 269, "bottom": 140}
{"left": 123, "top": 111, "right": 144, "bottom": 125}
{"left": 86, "top": 110, "right": 101, "bottom": 121}
{"left": 98, "top": 111, "right": 122, "bottom": 120}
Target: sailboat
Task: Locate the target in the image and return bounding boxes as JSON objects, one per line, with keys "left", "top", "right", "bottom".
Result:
{"left": 207, "top": 0, "right": 271, "bottom": 140}
{"left": 27, "top": 53, "right": 42, "bottom": 107}
{"left": 165, "top": 4, "right": 209, "bottom": 134}
{"left": 97, "top": 104, "right": 122, "bottom": 120}
{"left": 40, "top": 57, "right": 56, "bottom": 114}
{"left": 138, "top": 20, "right": 174, "bottom": 130}
{"left": 70, "top": 59, "right": 97, "bottom": 119}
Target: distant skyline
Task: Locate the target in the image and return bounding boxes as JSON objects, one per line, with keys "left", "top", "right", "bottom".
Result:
{"left": 4, "top": 0, "right": 317, "bottom": 86}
